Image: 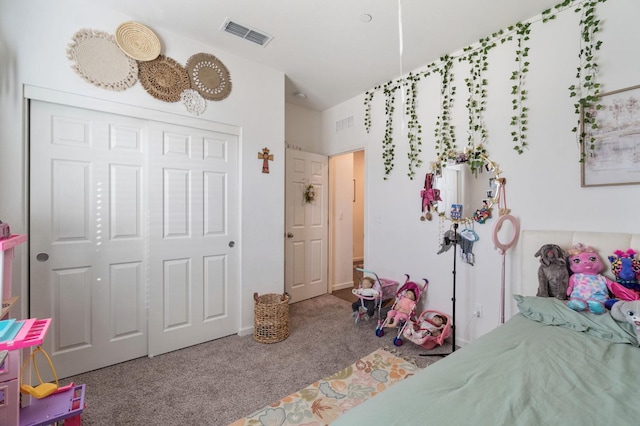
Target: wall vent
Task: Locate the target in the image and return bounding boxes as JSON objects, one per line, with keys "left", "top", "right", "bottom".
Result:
{"left": 335, "top": 116, "right": 354, "bottom": 132}
{"left": 221, "top": 19, "right": 273, "bottom": 47}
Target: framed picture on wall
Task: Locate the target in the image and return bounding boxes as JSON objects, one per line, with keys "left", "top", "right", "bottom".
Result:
{"left": 581, "top": 84, "right": 640, "bottom": 187}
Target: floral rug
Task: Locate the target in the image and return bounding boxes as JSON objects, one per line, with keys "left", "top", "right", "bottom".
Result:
{"left": 230, "top": 348, "right": 421, "bottom": 426}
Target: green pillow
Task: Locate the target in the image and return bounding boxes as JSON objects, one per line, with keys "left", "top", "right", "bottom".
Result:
{"left": 514, "top": 294, "right": 639, "bottom": 346}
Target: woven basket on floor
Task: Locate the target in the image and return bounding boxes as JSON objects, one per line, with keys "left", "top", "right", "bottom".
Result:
{"left": 253, "top": 292, "right": 290, "bottom": 343}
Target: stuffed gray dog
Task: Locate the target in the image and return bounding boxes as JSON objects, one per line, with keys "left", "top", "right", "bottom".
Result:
{"left": 534, "top": 244, "right": 569, "bottom": 300}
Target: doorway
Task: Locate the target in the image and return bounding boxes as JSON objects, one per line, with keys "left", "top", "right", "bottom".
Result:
{"left": 330, "top": 150, "right": 364, "bottom": 303}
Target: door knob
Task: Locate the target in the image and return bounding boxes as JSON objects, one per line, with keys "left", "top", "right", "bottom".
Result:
{"left": 228, "top": 241, "right": 235, "bottom": 248}
{"left": 287, "top": 232, "right": 294, "bottom": 238}
{"left": 36, "top": 253, "right": 49, "bottom": 262}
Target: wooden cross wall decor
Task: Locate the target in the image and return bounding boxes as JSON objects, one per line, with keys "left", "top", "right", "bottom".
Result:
{"left": 258, "top": 147, "right": 274, "bottom": 174}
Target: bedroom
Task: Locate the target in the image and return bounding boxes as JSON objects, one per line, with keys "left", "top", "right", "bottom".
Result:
{"left": 0, "top": 0, "right": 639, "bottom": 422}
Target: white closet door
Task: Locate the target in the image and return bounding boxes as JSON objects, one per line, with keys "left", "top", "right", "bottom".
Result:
{"left": 147, "top": 121, "right": 239, "bottom": 357}
{"left": 29, "top": 100, "right": 240, "bottom": 377}
{"left": 30, "top": 101, "right": 148, "bottom": 379}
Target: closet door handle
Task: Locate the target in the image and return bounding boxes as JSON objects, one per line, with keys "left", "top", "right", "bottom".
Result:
{"left": 287, "top": 232, "right": 294, "bottom": 238}
{"left": 36, "top": 253, "right": 49, "bottom": 262}
{"left": 228, "top": 241, "right": 235, "bottom": 248}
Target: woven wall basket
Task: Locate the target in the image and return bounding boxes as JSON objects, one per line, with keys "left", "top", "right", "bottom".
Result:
{"left": 138, "top": 55, "right": 190, "bottom": 102}
{"left": 115, "top": 21, "right": 161, "bottom": 61}
{"left": 186, "top": 53, "right": 232, "bottom": 101}
{"left": 253, "top": 293, "right": 290, "bottom": 343}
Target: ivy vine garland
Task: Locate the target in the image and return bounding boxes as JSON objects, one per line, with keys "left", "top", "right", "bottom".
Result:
{"left": 571, "top": 0, "right": 608, "bottom": 160}
{"left": 382, "top": 81, "right": 398, "bottom": 179}
{"left": 433, "top": 56, "right": 457, "bottom": 165}
{"left": 363, "top": 0, "right": 606, "bottom": 178}
{"left": 405, "top": 72, "right": 423, "bottom": 179}
{"left": 509, "top": 22, "right": 531, "bottom": 154}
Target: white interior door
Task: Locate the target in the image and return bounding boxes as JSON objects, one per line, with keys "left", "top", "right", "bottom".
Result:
{"left": 30, "top": 101, "right": 148, "bottom": 379}
{"left": 147, "top": 122, "right": 239, "bottom": 357}
{"left": 29, "top": 100, "right": 240, "bottom": 377}
{"left": 285, "top": 149, "right": 329, "bottom": 302}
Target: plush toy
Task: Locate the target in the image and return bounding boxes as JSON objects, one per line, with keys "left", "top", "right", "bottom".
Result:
{"left": 607, "top": 249, "right": 640, "bottom": 308}
{"left": 610, "top": 300, "right": 640, "bottom": 343}
{"left": 534, "top": 244, "right": 569, "bottom": 300}
{"left": 566, "top": 243, "right": 614, "bottom": 314}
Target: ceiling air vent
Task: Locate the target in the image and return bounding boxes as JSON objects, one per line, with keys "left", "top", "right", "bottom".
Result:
{"left": 221, "top": 19, "right": 273, "bottom": 47}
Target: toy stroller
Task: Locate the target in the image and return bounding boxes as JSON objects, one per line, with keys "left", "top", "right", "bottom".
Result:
{"left": 403, "top": 310, "right": 452, "bottom": 350}
{"left": 352, "top": 268, "right": 399, "bottom": 326}
{"left": 376, "top": 274, "right": 428, "bottom": 346}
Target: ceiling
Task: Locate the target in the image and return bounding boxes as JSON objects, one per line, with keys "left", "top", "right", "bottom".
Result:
{"left": 99, "top": 0, "right": 562, "bottom": 112}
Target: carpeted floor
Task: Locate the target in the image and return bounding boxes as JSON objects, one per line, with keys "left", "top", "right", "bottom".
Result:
{"left": 64, "top": 294, "right": 450, "bottom": 425}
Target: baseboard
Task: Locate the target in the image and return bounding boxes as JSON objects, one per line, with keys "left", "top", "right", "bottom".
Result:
{"left": 332, "top": 281, "right": 354, "bottom": 291}
{"left": 238, "top": 326, "right": 254, "bottom": 337}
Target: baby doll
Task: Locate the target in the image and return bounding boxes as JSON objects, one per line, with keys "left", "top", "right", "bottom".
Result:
{"left": 351, "top": 277, "right": 378, "bottom": 318}
{"left": 566, "top": 243, "right": 614, "bottom": 315}
{"left": 408, "top": 314, "right": 446, "bottom": 339}
{"left": 385, "top": 289, "right": 416, "bottom": 327}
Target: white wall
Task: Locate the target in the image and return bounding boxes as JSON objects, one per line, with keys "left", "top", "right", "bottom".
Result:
{"left": 0, "top": 0, "right": 285, "bottom": 331}
{"left": 321, "top": 0, "right": 640, "bottom": 345}
{"left": 285, "top": 103, "right": 323, "bottom": 153}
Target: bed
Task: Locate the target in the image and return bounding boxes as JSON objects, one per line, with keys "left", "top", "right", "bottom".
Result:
{"left": 334, "top": 230, "right": 640, "bottom": 425}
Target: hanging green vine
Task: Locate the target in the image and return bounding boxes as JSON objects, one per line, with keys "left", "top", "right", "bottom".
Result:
{"left": 405, "top": 72, "right": 423, "bottom": 179}
{"left": 433, "top": 56, "right": 457, "bottom": 164}
{"left": 364, "top": 90, "right": 375, "bottom": 134}
{"left": 568, "top": 0, "right": 607, "bottom": 160}
{"left": 461, "top": 37, "right": 492, "bottom": 168}
{"left": 362, "top": 0, "right": 611, "bottom": 179}
{"left": 509, "top": 22, "right": 531, "bottom": 154}
{"left": 382, "top": 81, "right": 398, "bottom": 179}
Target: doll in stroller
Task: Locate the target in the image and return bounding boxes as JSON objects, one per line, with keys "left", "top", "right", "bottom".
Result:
{"left": 376, "top": 274, "right": 428, "bottom": 346}
{"left": 403, "top": 310, "right": 452, "bottom": 350}
{"left": 352, "top": 268, "right": 399, "bottom": 325}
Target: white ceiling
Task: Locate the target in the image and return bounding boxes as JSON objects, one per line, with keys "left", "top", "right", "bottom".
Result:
{"left": 99, "top": 0, "right": 561, "bottom": 112}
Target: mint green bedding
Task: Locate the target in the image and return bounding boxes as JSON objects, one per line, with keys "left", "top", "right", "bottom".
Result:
{"left": 334, "top": 296, "right": 640, "bottom": 425}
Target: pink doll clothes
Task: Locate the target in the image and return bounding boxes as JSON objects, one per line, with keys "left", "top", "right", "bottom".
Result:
{"left": 386, "top": 296, "right": 416, "bottom": 326}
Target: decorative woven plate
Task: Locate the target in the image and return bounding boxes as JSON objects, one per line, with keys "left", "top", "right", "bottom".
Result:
{"left": 115, "top": 21, "right": 161, "bottom": 61}
{"left": 67, "top": 29, "right": 138, "bottom": 91}
{"left": 180, "top": 89, "right": 206, "bottom": 115}
{"left": 138, "top": 55, "right": 191, "bottom": 102}
{"left": 185, "top": 53, "right": 232, "bottom": 101}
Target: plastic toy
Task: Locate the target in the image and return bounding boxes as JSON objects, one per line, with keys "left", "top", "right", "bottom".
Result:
{"left": 352, "top": 268, "right": 398, "bottom": 326}
{"left": 20, "top": 345, "right": 59, "bottom": 399}
{"left": 376, "top": 274, "right": 428, "bottom": 346}
{"left": 403, "top": 310, "right": 452, "bottom": 350}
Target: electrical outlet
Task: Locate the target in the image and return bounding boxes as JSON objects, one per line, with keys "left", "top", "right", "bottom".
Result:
{"left": 473, "top": 305, "right": 483, "bottom": 318}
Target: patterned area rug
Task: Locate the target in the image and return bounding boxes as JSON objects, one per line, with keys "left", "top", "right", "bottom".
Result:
{"left": 230, "top": 348, "right": 421, "bottom": 425}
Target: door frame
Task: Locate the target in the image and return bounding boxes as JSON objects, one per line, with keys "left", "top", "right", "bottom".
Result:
{"left": 23, "top": 85, "right": 243, "bottom": 345}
